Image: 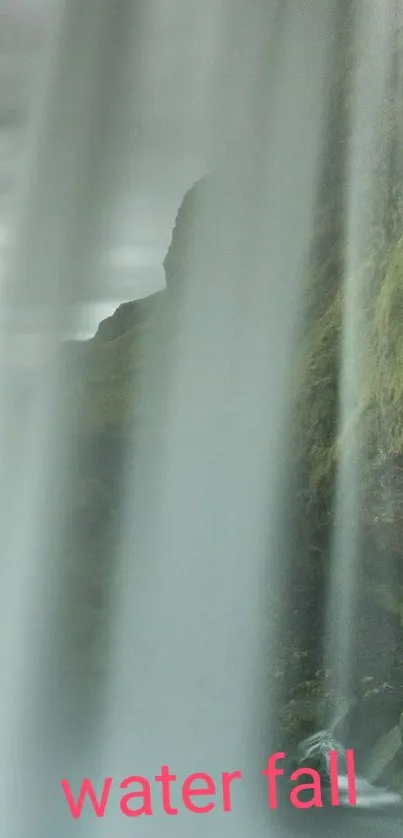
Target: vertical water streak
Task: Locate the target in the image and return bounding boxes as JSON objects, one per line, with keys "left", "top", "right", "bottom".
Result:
{"left": 326, "top": 0, "right": 396, "bottom": 722}
{"left": 87, "top": 4, "right": 337, "bottom": 836}
{"left": 0, "top": 2, "right": 134, "bottom": 835}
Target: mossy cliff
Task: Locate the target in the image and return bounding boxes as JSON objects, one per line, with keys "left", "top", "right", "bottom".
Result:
{"left": 17, "top": 62, "right": 403, "bottom": 784}
{"left": 276, "top": 14, "right": 403, "bottom": 763}
{"left": 278, "top": 234, "right": 403, "bottom": 773}
{"left": 39, "top": 181, "right": 206, "bottom": 734}
{"left": 24, "top": 156, "right": 403, "bottom": 773}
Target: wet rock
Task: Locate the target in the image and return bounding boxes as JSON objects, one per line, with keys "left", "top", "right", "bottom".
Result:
{"left": 333, "top": 684, "right": 403, "bottom": 756}
{"left": 361, "top": 725, "right": 403, "bottom": 784}
{"left": 93, "top": 295, "right": 159, "bottom": 342}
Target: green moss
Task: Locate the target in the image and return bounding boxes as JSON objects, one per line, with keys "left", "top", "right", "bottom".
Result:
{"left": 294, "top": 287, "right": 341, "bottom": 514}
{"left": 371, "top": 244, "right": 403, "bottom": 453}
{"left": 283, "top": 233, "right": 403, "bottom": 740}
{"left": 293, "top": 236, "right": 403, "bottom": 521}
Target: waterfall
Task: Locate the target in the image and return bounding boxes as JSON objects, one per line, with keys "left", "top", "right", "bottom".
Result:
{"left": 1, "top": 2, "right": 402, "bottom": 837}
{"left": 325, "top": 0, "right": 403, "bottom": 724}
{"left": 82, "top": 4, "right": 336, "bottom": 836}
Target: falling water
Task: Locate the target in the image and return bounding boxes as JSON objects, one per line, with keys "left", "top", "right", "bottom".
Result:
{"left": 84, "top": 3, "right": 336, "bottom": 836}
{"left": 325, "top": 0, "right": 403, "bottom": 724}
{"left": 3, "top": 2, "right": 402, "bottom": 838}
{"left": 0, "top": 3, "right": 126, "bottom": 835}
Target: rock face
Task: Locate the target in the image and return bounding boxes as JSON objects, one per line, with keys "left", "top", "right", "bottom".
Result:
{"left": 16, "top": 158, "right": 403, "bottom": 778}
{"left": 268, "top": 8, "right": 403, "bottom": 797}
{"left": 19, "top": 62, "right": 403, "bottom": 787}
{"left": 27, "top": 179, "right": 205, "bottom": 736}
{"left": 284, "top": 233, "right": 403, "bottom": 792}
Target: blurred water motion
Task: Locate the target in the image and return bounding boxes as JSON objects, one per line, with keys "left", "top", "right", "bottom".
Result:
{"left": 0, "top": 2, "right": 403, "bottom": 837}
